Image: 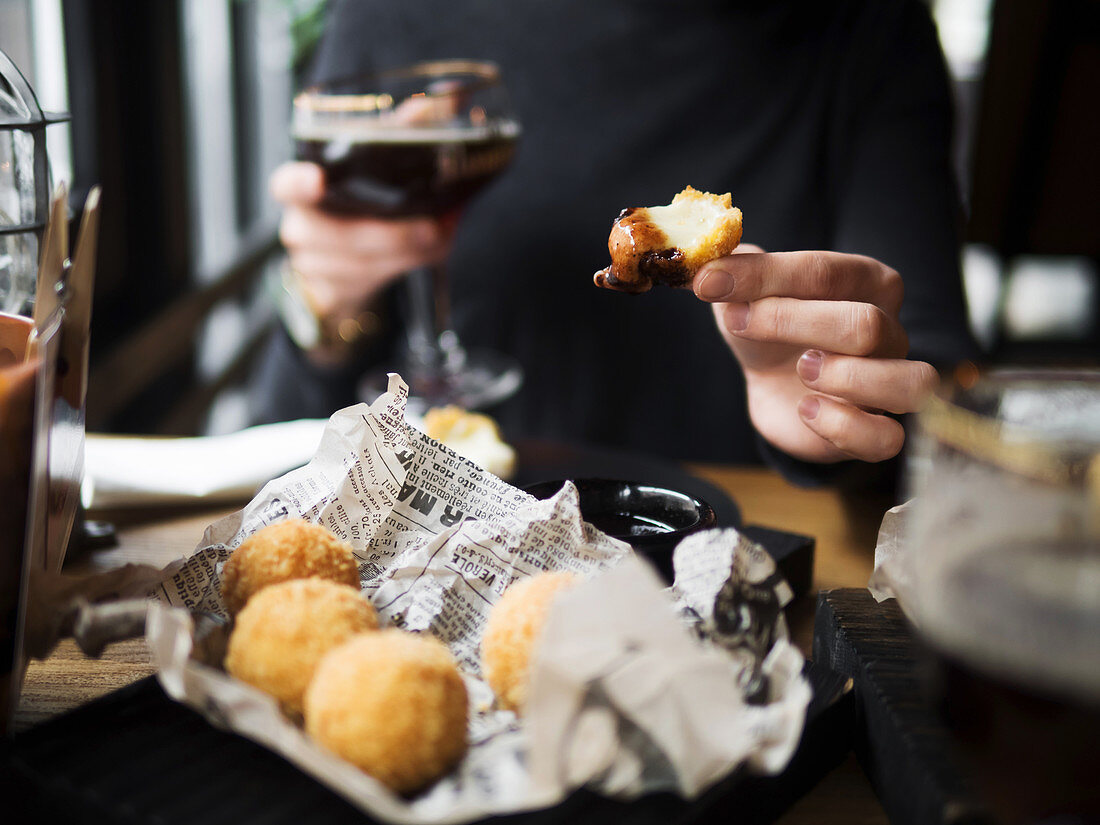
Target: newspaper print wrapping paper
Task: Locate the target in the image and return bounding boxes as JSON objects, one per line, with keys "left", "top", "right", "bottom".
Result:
{"left": 144, "top": 375, "right": 810, "bottom": 824}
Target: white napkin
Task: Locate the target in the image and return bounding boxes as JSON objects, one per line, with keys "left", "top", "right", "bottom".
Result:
{"left": 83, "top": 419, "right": 330, "bottom": 508}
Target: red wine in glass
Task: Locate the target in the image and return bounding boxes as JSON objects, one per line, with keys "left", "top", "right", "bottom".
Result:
{"left": 292, "top": 61, "right": 523, "bottom": 411}
{"left": 295, "top": 121, "right": 519, "bottom": 218}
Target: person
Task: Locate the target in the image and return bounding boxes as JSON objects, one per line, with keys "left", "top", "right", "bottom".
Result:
{"left": 250, "top": 0, "right": 978, "bottom": 481}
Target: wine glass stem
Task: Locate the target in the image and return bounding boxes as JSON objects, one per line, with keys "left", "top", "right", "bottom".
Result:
{"left": 403, "top": 264, "right": 462, "bottom": 374}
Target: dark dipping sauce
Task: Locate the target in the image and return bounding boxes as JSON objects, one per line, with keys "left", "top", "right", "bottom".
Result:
{"left": 595, "top": 207, "right": 690, "bottom": 293}
{"left": 295, "top": 126, "right": 518, "bottom": 217}
{"left": 524, "top": 479, "right": 716, "bottom": 583}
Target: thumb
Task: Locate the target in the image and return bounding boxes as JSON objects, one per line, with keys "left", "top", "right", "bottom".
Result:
{"left": 692, "top": 241, "right": 764, "bottom": 300}
{"left": 270, "top": 161, "right": 325, "bottom": 206}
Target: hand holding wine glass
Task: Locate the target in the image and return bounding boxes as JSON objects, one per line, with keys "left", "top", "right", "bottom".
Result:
{"left": 281, "top": 60, "right": 522, "bottom": 408}
{"left": 270, "top": 161, "right": 454, "bottom": 363}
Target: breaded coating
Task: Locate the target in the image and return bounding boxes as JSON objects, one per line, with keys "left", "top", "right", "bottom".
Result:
{"left": 221, "top": 518, "right": 360, "bottom": 616}
{"left": 225, "top": 578, "right": 377, "bottom": 717}
{"left": 481, "top": 571, "right": 576, "bottom": 714}
{"left": 304, "top": 630, "right": 468, "bottom": 794}
{"left": 594, "top": 186, "right": 743, "bottom": 293}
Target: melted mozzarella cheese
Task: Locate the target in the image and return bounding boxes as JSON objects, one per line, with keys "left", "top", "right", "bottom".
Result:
{"left": 644, "top": 197, "right": 728, "bottom": 251}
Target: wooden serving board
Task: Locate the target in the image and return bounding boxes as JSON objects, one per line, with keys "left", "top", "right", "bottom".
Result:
{"left": 812, "top": 589, "right": 993, "bottom": 825}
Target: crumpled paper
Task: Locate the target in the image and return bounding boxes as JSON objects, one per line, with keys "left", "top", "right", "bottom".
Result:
{"left": 867, "top": 500, "right": 913, "bottom": 607}
{"left": 528, "top": 547, "right": 809, "bottom": 799}
{"left": 139, "top": 375, "right": 809, "bottom": 824}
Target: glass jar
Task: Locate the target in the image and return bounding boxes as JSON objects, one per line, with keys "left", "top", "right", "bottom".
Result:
{"left": 1, "top": 47, "right": 62, "bottom": 318}
{"left": 907, "top": 368, "right": 1100, "bottom": 824}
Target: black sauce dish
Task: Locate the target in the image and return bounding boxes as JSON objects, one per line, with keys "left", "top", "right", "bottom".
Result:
{"left": 523, "top": 478, "right": 717, "bottom": 583}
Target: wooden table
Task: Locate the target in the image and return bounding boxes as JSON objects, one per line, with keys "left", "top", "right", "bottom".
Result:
{"left": 12, "top": 464, "right": 892, "bottom": 824}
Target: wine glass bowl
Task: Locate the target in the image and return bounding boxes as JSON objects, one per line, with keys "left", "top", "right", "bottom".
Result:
{"left": 292, "top": 60, "right": 523, "bottom": 411}
{"left": 294, "top": 61, "right": 520, "bottom": 219}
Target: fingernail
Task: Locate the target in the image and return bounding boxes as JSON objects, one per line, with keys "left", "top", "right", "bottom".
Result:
{"left": 725, "top": 302, "right": 749, "bottom": 332}
{"left": 799, "top": 396, "right": 820, "bottom": 420}
{"left": 696, "top": 268, "right": 734, "bottom": 301}
{"left": 797, "top": 350, "right": 824, "bottom": 382}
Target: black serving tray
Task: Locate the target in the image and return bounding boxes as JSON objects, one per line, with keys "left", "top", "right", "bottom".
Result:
{"left": 2, "top": 660, "right": 852, "bottom": 825}
{"left": 1, "top": 443, "right": 824, "bottom": 823}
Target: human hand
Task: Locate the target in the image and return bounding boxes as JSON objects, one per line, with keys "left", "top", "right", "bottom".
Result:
{"left": 693, "top": 245, "right": 939, "bottom": 463}
{"left": 270, "top": 161, "right": 453, "bottom": 321}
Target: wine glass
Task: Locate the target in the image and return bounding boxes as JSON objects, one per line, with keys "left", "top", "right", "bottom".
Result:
{"left": 906, "top": 368, "right": 1100, "bottom": 824}
{"left": 292, "top": 60, "right": 523, "bottom": 412}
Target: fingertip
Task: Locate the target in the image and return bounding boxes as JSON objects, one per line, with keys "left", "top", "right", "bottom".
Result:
{"left": 863, "top": 415, "right": 907, "bottom": 462}
{"left": 915, "top": 360, "right": 941, "bottom": 399}
{"left": 803, "top": 395, "right": 906, "bottom": 463}
{"left": 693, "top": 266, "right": 733, "bottom": 301}
{"left": 270, "top": 161, "right": 325, "bottom": 204}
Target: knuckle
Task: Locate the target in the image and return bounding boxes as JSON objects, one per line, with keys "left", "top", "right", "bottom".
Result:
{"left": 837, "top": 357, "right": 863, "bottom": 393}
{"left": 803, "top": 252, "right": 838, "bottom": 299}
{"left": 765, "top": 301, "right": 794, "bottom": 342}
{"left": 824, "top": 407, "right": 905, "bottom": 462}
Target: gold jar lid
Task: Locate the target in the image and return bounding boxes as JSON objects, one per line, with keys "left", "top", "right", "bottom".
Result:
{"left": 918, "top": 367, "right": 1100, "bottom": 492}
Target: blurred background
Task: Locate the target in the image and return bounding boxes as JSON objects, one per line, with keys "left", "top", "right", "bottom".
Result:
{"left": 1, "top": 0, "right": 1098, "bottom": 437}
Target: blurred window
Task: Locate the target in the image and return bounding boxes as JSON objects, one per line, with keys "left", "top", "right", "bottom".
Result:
{"left": 0, "top": 0, "right": 73, "bottom": 211}
{"left": 961, "top": 0, "right": 1100, "bottom": 363}
{"left": 180, "top": 0, "right": 291, "bottom": 279}
{"left": 179, "top": 0, "right": 295, "bottom": 433}
{"left": 31, "top": 0, "right": 309, "bottom": 436}
{"left": 933, "top": 0, "right": 995, "bottom": 82}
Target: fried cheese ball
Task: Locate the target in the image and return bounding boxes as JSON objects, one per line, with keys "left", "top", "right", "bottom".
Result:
{"left": 220, "top": 518, "right": 360, "bottom": 616}
{"left": 225, "top": 578, "right": 378, "bottom": 717}
{"left": 594, "top": 186, "right": 743, "bottom": 293}
{"left": 422, "top": 405, "right": 517, "bottom": 479}
{"left": 304, "top": 630, "right": 468, "bottom": 794}
{"left": 481, "top": 571, "right": 576, "bottom": 714}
